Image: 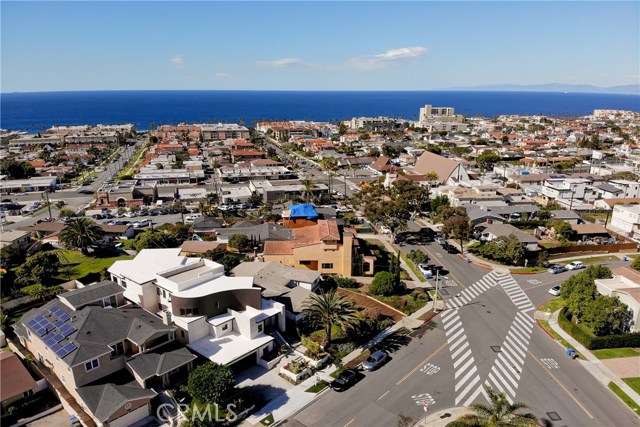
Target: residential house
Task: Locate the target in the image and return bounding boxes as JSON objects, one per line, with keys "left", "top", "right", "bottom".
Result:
{"left": 594, "top": 267, "right": 640, "bottom": 332}
{"left": 214, "top": 221, "right": 292, "bottom": 244}
{"left": 0, "top": 351, "right": 46, "bottom": 414}
{"left": 609, "top": 204, "right": 640, "bottom": 240}
{"left": 263, "top": 220, "right": 373, "bottom": 276}
{"left": 179, "top": 241, "right": 227, "bottom": 256}
{"left": 476, "top": 223, "right": 539, "bottom": 250}
{"left": 282, "top": 204, "right": 320, "bottom": 229}
{"left": 550, "top": 210, "right": 582, "bottom": 224}
{"left": 230, "top": 150, "right": 265, "bottom": 163}
{"left": 0, "top": 230, "right": 31, "bottom": 249}
{"left": 230, "top": 262, "right": 321, "bottom": 321}
{"left": 413, "top": 151, "right": 470, "bottom": 185}
{"left": 13, "top": 281, "right": 193, "bottom": 427}
{"left": 108, "top": 249, "right": 286, "bottom": 371}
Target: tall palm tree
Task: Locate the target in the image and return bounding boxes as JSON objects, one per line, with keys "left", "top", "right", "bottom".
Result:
{"left": 302, "top": 289, "right": 357, "bottom": 349}
{"left": 301, "top": 179, "right": 314, "bottom": 203}
{"left": 59, "top": 218, "right": 105, "bottom": 255}
{"left": 448, "top": 386, "right": 538, "bottom": 427}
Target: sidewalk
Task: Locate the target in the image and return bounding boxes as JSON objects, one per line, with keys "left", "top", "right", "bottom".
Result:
{"left": 542, "top": 309, "right": 640, "bottom": 405}
{"left": 243, "top": 364, "right": 335, "bottom": 426}
{"left": 413, "top": 407, "right": 471, "bottom": 427}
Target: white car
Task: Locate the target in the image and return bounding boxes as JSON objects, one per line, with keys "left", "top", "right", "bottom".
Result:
{"left": 133, "top": 219, "right": 151, "bottom": 228}
{"left": 418, "top": 264, "right": 433, "bottom": 278}
{"left": 565, "top": 261, "right": 585, "bottom": 270}
{"left": 125, "top": 211, "right": 137, "bottom": 218}
{"left": 548, "top": 285, "right": 562, "bottom": 296}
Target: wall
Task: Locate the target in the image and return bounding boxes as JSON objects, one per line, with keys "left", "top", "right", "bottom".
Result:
{"left": 171, "top": 288, "right": 262, "bottom": 320}
{"left": 546, "top": 242, "right": 637, "bottom": 258}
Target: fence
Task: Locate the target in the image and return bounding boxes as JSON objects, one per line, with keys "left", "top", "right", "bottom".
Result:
{"left": 546, "top": 242, "right": 638, "bottom": 259}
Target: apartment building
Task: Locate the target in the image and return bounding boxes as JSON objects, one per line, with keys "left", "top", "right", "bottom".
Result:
{"left": 541, "top": 178, "right": 598, "bottom": 207}
{"left": 201, "top": 124, "right": 250, "bottom": 141}
{"left": 609, "top": 204, "right": 640, "bottom": 240}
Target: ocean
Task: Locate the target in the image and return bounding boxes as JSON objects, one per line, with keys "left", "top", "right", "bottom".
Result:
{"left": 1, "top": 90, "right": 639, "bottom": 133}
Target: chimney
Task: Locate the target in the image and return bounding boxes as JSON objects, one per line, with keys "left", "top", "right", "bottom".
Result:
{"left": 160, "top": 310, "right": 172, "bottom": 326}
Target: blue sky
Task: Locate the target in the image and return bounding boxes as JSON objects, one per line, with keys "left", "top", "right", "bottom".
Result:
{"left": 1, "top": 1, "right": 638, "bottom": 92}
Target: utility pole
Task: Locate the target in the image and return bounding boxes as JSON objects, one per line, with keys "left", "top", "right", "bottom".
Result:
{"left": 434, "top": 269, "right": 440, "bottom": 312}
{"left": 43, "top": 190, "right": 53, "bottom": 220}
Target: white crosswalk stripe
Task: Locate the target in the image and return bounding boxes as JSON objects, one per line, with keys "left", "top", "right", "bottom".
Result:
{"left": 445, "top": 280, "right": 458, "bottom": 287}
{"left": 446, "top": 271, "right": 503, "bottom": 309}
{"left": 483, "top": 311, "right": 535, "bottom": 403}
{"left": 494, "top": 273, "right": 535, "bottom": 312}
{"left": 441, "top": 308, "right": 481, "bottom": 406}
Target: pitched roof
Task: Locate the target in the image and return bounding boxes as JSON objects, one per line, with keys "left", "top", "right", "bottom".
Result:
{"left": 179, "top": 241, "right": 226, "bottom": 254}
{"left": 126, "top": 347, "right": 196, "bottom": 380}
{"left": 100, "top": 224, "right": 132, "bottom": 234}
{"left": 413, "top": 151, "right": 462, "bottom": 183}
{"left": 0, "top": 352, "right": 37, "bottom": 401}
{"left": 479, "top": 223, "right": 538, "bottom": 244}
{"left": 571, "top": 223, "right": 610, "bottom": 235}
{"left": 263, "top": 241, "right": 294, "bottom": 255}
{"left": 57, "top": 281, "right": 125, "bottom": 309}
{"left": 370, "top": 156, "right": 397, "bottom": 173}
{"left": 230, "top": 262, "right": 320, "bottom": 297}
{"left": 77, "top": 383, "right": 156, "bottom": 422}
{"left": 19, "top": 222, "right": 67, "bottom": 234}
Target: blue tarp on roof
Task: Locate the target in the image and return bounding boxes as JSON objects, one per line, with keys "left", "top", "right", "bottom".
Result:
{"left": 289, "top": 204, "right": 319, "bottom": 220}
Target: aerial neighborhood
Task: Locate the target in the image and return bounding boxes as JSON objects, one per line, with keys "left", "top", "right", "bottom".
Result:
{"left": 2, "top": 104, "right": 640, "bottom": 427}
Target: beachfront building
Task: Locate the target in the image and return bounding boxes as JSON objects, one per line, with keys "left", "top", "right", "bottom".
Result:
{"left": 201, "top": 124, "right": 250, "bottom": 141}
{"left": 108, "top": 249, "right": 286, "bottom": 371}
{"left": 418, "top": 104, "right": 467, "bottom": 131}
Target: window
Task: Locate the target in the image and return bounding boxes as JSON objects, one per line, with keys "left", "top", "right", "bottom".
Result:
{"left": 162, "top": 289, "right": 166, "bottom": 298}
{"left": 121, "top": 280, "right": 127, "bottom": 289}
{"left": 257, "top": 324, "right": 263, "bottom": 333}
{"left": 85, "top": 359, "right": 100, "bottom": 372}
{"left": 23, "top": 390, "right": 33, "bottom": 397}
{"left": 222, "top": 324, "right": 228, "bottom": 331}
{"left": 180, "top": 330, "right": 185, "bottom": 338}
{"left": 103, "top": 295, "right": 117, "bottom": 308}
{"left": 300, "top": 260, "right": 312, "bottom": 266}
{"left": 179, "top": 308, "right": 200, "bottom": 316}
{"left": 321, "top": 263, "right": 334, "bottom": 269}
{"left": 156, "top": 287, "right": 161, "bottom": 296}
{"left": 110, "top": 341, "right": 125, "bottom": 359}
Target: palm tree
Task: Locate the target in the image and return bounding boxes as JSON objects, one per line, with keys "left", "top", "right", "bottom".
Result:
{"left": 59, "top": 218, "right": 105, "bottom": 255}
{"left": 301, "top": 179, "right": 314, "bottom": 203}
{"left": 301, "top": 289, "right": 357, "bottom": 349}
{"left": 448, "top": 386, "right": 538, "bottom": 427}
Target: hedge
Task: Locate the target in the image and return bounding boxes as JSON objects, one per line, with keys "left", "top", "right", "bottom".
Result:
{"left": 558, "top": 307, "right": 640, "bottom": 350}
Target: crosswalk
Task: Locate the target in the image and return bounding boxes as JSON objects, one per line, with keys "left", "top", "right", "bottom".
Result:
{"left": 497, "top": 274, "right": 535, "bottom": 312}
{"left": 483, "top": 311, "right": 535, "bottom": 403}
{"left": 441, "top": 308, "right": 482, "bottom": 406}
{"left": 446, "top": 270, "right": 503, "bottom": 309}
{"left": 441, "top": 270, "right": 537, "bottom": 406}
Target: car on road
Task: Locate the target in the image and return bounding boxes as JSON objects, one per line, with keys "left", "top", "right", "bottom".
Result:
{"left": 547, "top": 264, "right": 567, "bottom": 274}
{"left": 92, "top": 214, "right": 104, "bottom": 219}
{"left": 133, "top": 219, "right": 151, "bottom": 228}
{"left": 443, "top": 244, "right": 459, "bottom": 254}
{"left": 125, "top": 212, "right": 137, "bottom": 218}
{"left": 549, "top": 285, "right": 562, "bottom": 296}
{"left": 330, "top": 369, "right": 359, "bottom": 391}
{"left": 434, "top": 236, "right": 445, "bottom": 245}
{"left": 60, "top": 216, "right": 72, "bottom": 223}
{"left": 78, "top": 190, "right": 94, "bottom": 194}
{"left": 565, "top": 261, "right": 585, "bottom": 270}
{"left": 418, "top": 263, "right": 433, "bottom": 277}
{"left": 362, "top": 351, "right": 387, "bottom": 371}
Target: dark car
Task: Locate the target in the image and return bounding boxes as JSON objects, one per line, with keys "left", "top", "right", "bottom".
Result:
{"left": 547, "top": 264, "right": 567, "bottom": 274}
{"left": 444, "top": 244, "right": 459, "bottom": 254}
{"left": 330, "top": 369, "right": 359, "bottom": 391}
{"left": 92, "top": 214, "right": 104, "bottom": 219}
{"left": 78, "top": 189, "right": 94, "bottom": 194}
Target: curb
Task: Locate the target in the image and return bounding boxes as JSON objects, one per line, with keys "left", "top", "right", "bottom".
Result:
{"left": 271, "top": 382, "right": 332, "bottom": 426}
{"left": 456, "top": 253, "right": 493, "bottom": 270}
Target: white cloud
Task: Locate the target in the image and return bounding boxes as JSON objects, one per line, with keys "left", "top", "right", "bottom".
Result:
{"left": 257, "top": 46, "right": 428, "bottom": 71}
{"left": 170, "top": 54, "right": 184, "bottom": 69}
{"left": 257, "top": 58, "right": 310, "bottom": 68}
{"left": 349, "top": 46, "right": 428, "bottom": 69}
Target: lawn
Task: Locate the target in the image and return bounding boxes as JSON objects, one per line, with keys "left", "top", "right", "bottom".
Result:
{"left": 57, "top": 249, "right": 133, "bottom": 283}
{"left": 539, "top": 298, "right": 566, "bottom": 314}
{"left": 373, "top": 293, "right": 429, "bottom": 315}
{"left": 305, "top": 380, "right": 328, "bottom": 393}
{"left": 259, "top": 414, "right": 275, "bottom": 426}
{"left": 592, "top": 348, "right": 640, "bottom": 360}
{"left": 608, "top": 381, "right": 640, "bottom": 414}
{"left": 398, "top": 251, "right": 427, "bottom": 283}
{"left": 623, "top": 378, "right": 640, "bottom": 395}
{"left": 364, "top": 239, "right": 410, "bottom": 280}
{"left": 537, "top": 319, "right": 584, "bottom": 359}
{"left": 511, "top": 266, "right": 547, "bottom": 274}
{"left": 568, "top": 255, "right": 620, "bottom": 264}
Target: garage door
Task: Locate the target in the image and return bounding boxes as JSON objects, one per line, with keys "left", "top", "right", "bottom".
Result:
{"left": 228, "top": 352, "right": 257, "bottom": 374}
{"left": 110, "top": 404, "right": 149, "bottom": 427}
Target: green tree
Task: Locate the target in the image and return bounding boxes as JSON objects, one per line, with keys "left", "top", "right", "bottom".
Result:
{"left": 301, "top": 179, "right": 315, "bottom": 203}
{"left": 0, "top": 158, "right": 36, "bottom": 179}
{"left": 442, "top": 212, "right": 472, "bottom": 255}
{"left": 448, "top": 385, "right": 537, "bottom": 427}
{"left": 581, "top": 295, "right": 628, "bottom": 336}
{"left": 22, "top": 284, "right": 63, "bottom": 302}
{"left": 476, "top": 150, "right": 501, "bottom": 172}
{"left": 185, "top": 362, "right": 236, "bottom": 404}
{"left": 228, "top": 234, "right": 250, "bottom": 251}
{"left": 156, "top": 223, "right": 193, "bottom": 243}
{"left": 133, "top": 230, "right": 177, "bottom": 251}
{"left": 548, "top": 219, "right": 576, "bottom": 241}
{"left": 301, "top": 289, "right": 357, "bottom": 349}
{"left": 369, "top": 271, "right": 401, "bottom": 296}
{"left": 15, "top": 252, "right": 63, "bottom": 287}
{"left": 631, "top": 257, "right": 640, "bottom": 272}
{"left": 430, "top": 195, "right": 450, "bottom": 217}
{"left": 248, "top": 191, "right": 263, "bottom": 207}
{"left": 59, "top": 218, "right": 105, "bottom": 255}
{"left": 407, "top": 249, "right": 428, "bottom": 265}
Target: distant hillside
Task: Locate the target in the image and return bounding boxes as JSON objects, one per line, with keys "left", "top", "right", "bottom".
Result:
{"left": 444, "top": 83, "right": 640, "bottom": 95}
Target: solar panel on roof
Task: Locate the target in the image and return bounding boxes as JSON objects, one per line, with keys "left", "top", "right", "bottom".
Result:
{"left": 58, "top": 348, "right": 70, "bottom": 357}
{"left": 54, "top": 320, "right": 66, "bottom": 328}
{"left": 27, "top": 319, "right": 39, "bottom": 328}
{"left": 50, "top": 333, "right": 64, "bottom": 343}
{"left": 63, "top": 343, "right": 77, "bottom": 353}
{"left": 50, "top": 343, "right": 62, "bottom": 353}
{"left": 34, "top": 327, "right": 46, "bottom": 337}
{"left": 34, "top": 315, "right": 46, "bottom": 323}
{"left": 57, "top": 312, "right": 70, "bottom": 322}
{"left": 44, "top": 336, "right": 57, "bottom": 347}
{"left": 60, "top": 325, "right": 76, "bottom": 338}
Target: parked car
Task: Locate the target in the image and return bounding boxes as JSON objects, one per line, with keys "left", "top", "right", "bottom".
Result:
{"left": 125, "top": 212, "right": 137, "bottom": 218}
{"left": 92, "top": 214, "right": 104, "bottom": 219}
{"left": 60, "top": 216, "right": 71, "bottom": 223}
{"left": 362, "top": 351, "right": 387, "bottom": 371}
{"left": 133, "top": 219, "right": 151, "bottom": 228}
{"left": 549, "top": 285, "right": 562, "bottom": 296}
{"left": 565, "top": 261, "right": 585, "bottom": 270}
{"left": 434, "top": 236, "right": 445, "bottom": 245}
{"left": 547, "top": 264, "right": 567, "bottom": 274}
{"left": 330, "top": 369, "right": 359, "bottom": 391}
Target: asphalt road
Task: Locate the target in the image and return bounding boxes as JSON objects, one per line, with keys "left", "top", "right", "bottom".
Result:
{"left": 287, "top": 243, "right": 640, "bottom": 427}
{"left": 3, "top": 141, "right": 141, "bottom": 231}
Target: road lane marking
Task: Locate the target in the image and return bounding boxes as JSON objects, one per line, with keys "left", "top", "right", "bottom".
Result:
{"left": 378, "top": 390, "right": 390, "bottom": 400}
{"left": 396, "top": 341, "right": 448, "bottom": 385}
{"left": 420, "top": 363, "right": 441, "bottom": 375}
{"left": 528, "top": 350, "right": 594, "bottom": 419}
{"left": 541, "top": 358, "right": 560, "bottom": 369}
{"left": 343, "top": 418, "right": 356, "bottom": 427}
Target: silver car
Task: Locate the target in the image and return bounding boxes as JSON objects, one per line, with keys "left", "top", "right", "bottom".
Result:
{"left": 362, "top": 351, "right": 387, "bottom": 371}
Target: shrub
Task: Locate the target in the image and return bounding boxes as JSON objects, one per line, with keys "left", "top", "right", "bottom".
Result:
{"left": 370, "top": 271, "right": 405, "bottom": 296}
{"left": 334, "top": 276, "right": 360, "bottom": 289}
{"left": 558, "top": 308, "right": 640, "bottom": 350}
{"left": 407, "top": 249, "right": 428, "bottom": 265}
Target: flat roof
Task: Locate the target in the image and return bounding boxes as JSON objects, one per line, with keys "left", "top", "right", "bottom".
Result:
{"left": 188, "top": 332, "right": 273, "bottom": 365}
{"left": 173, "top": 276, "right": 255, "bottom": 298}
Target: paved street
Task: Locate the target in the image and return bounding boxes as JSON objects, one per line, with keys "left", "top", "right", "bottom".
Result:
{"left": 287, "top": 245, "right": 640, "bottom": 427}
